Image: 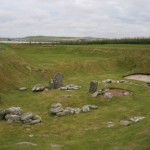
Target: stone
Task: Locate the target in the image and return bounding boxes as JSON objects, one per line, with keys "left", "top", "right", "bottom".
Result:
{"left": 29, "top": 134, "right": 34, "bottom": 137}
{"left": 82, "top": 105, "right": 90, "bottom": 112}
{"left": 74, "top": 108, "right": 81, "bottom": 114}
{"left": 56, "top": 111, "right": 67, "bottom": 117}
{"left": 5, "top": 107, "right": 23, "bottom": 115}
{"left": 51, "top": 103, "right": 62, "bottom": 108}
{"left": 32, "top": 84, "right": 45, "bottom": 92}
{"left": 123, "top": 91, "right": 130, "bottom": 96}
{"left": 50, "top": 107, "right": 64, "bottom": 114}
{"left": 17, "top": 142, "right": 37, "bottom": 146}
{"left": 5, "top": 114, "right": 21, "bottom": 122}
{"left": 21, "top": 113, "right": 33, "bottom": 121}
{"left": 130, "top": 116, "right": 145, "bottom": 122}
{"left": 19, "top": 87, "right": 27, "bottom": 91}
{"left": 104, "top": 92, "right": 113, "bottom": 99}
{"left": 102, "top": 79, "right": 115, "bottom": 83}
{"left": 88, "top": 105, "right": 99, "bottom": 109}
{"left": 50, "top": 72, "right": 64, "bottom": 89}
{"left": 92, "top": 90, "right": 102, "bottom": 97}
{"left": 60, "top": 84, "right": 81, "bottom": 90}
{"left": 0, "top": 109, "right": 6, "bottom": 120}
{"left": 89, "top": 80, "right": 98, "bottom": 93}
{"left": 30, "top": 119, "right": 41, "bottom": 125}
{"left": 64, "top": 107, "right": 75, "bottom": 114}
{"left": 120, "top": 120, "right": 132, "bottom": 126}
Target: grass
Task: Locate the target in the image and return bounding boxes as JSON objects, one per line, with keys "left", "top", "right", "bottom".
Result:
{"left": 0, "top": 43, "right": 150, "bottom": 150}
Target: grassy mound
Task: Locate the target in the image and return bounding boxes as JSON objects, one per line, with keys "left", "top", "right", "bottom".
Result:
{"left": 0, "top": 44, "right": 150, "bottom": 150}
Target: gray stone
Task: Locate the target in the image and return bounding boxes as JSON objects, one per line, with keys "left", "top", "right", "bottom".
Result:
{"left": 50, "top": 72, "right": 64, "bottom": 89}
{"left": 102, "top": 79, "right": 115, "bottom": 83}
{"left": 5, "top": 107, "right": 23, "bottom": 115}
{"left": 104, "top": 92, "right": 113, "bottom": 99}
{"left": 30, "top": 119, "right": 41, "bottom": 125}
{"left": 50, "top": 107, "right": 64, "bottom": 114}
{"left": 60, "top": 84, "right": 81, "bottom": 90}
{"left": 82, "top": 105, "right": 90, "bottom": 112}
{"left": 51, "top": 103, "right": 62, "bottom": 108}
{"left": 21, "top": 113, "right": 33, "bottom": 121}
{"left": 64, "top": 107, "right": 75, "bottom": 114}
{"left": 91, "top": 90, "right": 102, "bottom": 97}
{"left": 130, "top": 116, "right": 145, "bottom": 122}
{"left": 0, "top": 109, "right": 6, "bottom": 120}
{"left": 74, "top": 108, "right": 81, "bottom": 114}
{"left": 89, "top": 80, "right": 98, "bottom": 93}
{"left": 19, "top": 87, "right": 27, "bottom": 91}
{"left": 120, "top": 120, "right": 132, "bottom": 126}
{"left": 17, "top": 142, "right": 37, "bottom": 146}
{"left": 56, "top": 111, "right": 67, "bottom": 117}
{"left": 88, "top": 105, "right": 99, "bottom": 109}
{"left": 5, "top": 114, "right": 21, "bottom": 122}
{"left": 32, "top": 84, "right": 45, "bottom": 92}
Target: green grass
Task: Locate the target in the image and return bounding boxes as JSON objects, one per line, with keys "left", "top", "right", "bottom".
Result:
{"left": 0, "top": 44, "right": 150, "bottom": 150}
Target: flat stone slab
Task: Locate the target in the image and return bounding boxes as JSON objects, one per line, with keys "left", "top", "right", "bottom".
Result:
{"left": 17, "top": 142, "right": 37, "bottom": 146}
{"left": 125, "top": 74, "right": 150, "bottom": 82}
{"left": 120, "top": 120, "right": 132, "bottom": 126}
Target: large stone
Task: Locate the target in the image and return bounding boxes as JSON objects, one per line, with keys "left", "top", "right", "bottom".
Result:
{"left": 51, "top": 103, "right": 62, "bottom": 108}
{"left": 104, "top": 92, "right": 113, "bottom": 99}
{"left": 92, "top": 90, "right": 103, "bottom": 97}
{"left": 21, "top": 113, "right": 33, "bottom": 121}
{"left": 0, "top": 109, "right": 6, "bottom": 120}
{"left": 120, "top": 120, "right": 132, "bottom": 126}
{"left": 32, "top": 84, "right": 45, "bottom": 92}
{"left": 50, "top": 107, "right": 64, "bottom": 114}
{"left": 82, "top": 105, "right": 90, "bottom": 112}
{"left": 50, "top": 72, "right": 64, "bottom": 89}
{"left": 5, "top": 107, "right": 23, "bottom": 115}
{"left": 64, "top": 107, "right": 75, "bottom": 114}
{"left": 5, "top": 114, "right": 21, "bottom": 122}
{"left": 89, "top": 80, "right": 98, "bottom": 93}
{"left": 74, "top": 108, "right": 81, "bottom": 114}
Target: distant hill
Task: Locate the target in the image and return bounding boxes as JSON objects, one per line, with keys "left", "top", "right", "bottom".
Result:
{"left": 0, "top": 36, "right": 102, "bottom": 42}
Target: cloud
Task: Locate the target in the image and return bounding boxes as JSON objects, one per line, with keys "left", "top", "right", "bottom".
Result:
{"left": 0, "top": 0, "right": 150, "bottom": 38}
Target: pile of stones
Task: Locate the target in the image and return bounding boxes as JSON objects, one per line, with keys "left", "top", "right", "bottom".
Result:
{"left": 49, "top": 103, "right": 98, "bottom": 117}
{"left": 120, "top": 116, "right": 145, "bottom": 126}
{"left": 0, "top": 107, "right": 42, "bottom": 125}
{"left": 102, "top": 79, "right": 129, "bottom": 83}
{"left": 59, "top": 84, "right": 81, "bottom": 90}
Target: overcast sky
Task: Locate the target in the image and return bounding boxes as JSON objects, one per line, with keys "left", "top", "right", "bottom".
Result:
{"left": 0, "top": 0, "right": 150, "bottom": 38}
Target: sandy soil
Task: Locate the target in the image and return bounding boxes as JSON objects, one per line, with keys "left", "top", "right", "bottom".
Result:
{"left": 125, "top": 75, "right": 150, "bottom": 82}
{"left": 108, "top": 89, "right": 130, "bottom": 96}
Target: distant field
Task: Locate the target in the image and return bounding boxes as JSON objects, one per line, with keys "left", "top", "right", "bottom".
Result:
{"left": 0, "top": 44, "right": 150, "bottom": 150}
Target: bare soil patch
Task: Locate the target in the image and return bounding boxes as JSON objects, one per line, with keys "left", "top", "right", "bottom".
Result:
{"left": 125, "top": 74, "right": 150, "bottom": 82}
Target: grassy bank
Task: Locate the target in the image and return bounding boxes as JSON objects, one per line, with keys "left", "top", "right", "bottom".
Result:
{"left": 0, "top": 44, "right": 150, "bottom": 150}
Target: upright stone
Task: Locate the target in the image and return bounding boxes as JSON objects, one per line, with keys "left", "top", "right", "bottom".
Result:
{"left": 89, "top": 80, "right": 98, "bottom": 93}
{"left": 50, "top": 72, "right": 64, "bottom": 89}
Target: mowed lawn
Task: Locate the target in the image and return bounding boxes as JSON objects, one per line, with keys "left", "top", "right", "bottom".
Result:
{"left": 0, "top": 44, "right": 150, "bottom": 150}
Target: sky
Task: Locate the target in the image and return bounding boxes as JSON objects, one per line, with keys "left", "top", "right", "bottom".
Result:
{"left": 0, "top": 0, "right": 150, "bottom": 38}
